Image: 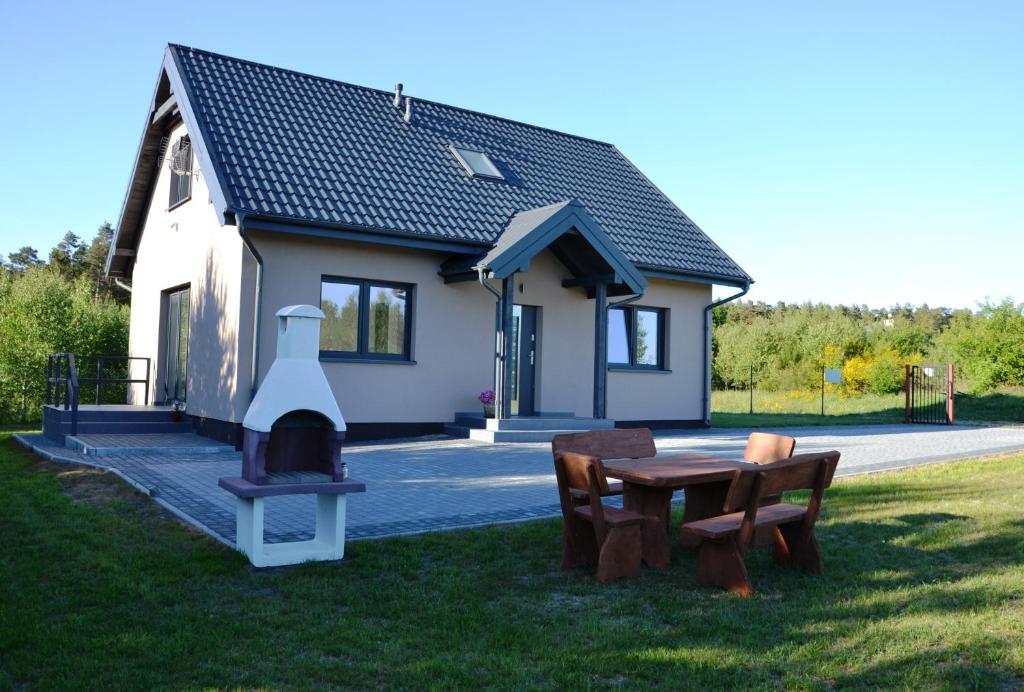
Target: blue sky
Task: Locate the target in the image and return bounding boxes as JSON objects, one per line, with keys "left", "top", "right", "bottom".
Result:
{"left": 1, "top": 1, "right": 1020, "bottom": 309}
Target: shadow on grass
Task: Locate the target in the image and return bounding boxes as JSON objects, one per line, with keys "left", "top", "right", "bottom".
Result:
{"left": 3, "top": 434, "right": 1023, "bottom": 690}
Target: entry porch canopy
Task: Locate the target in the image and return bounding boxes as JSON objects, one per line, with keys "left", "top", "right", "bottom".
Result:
{"left": 441, "top": 200, "right": 647, "bottom": 420}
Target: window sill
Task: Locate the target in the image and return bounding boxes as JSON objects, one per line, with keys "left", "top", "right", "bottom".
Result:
{"left": 168, "top": 196, "right": 192, "bottom": 212}
{"left": 608, "top": 365, "right": 672, "bottom": 374}
{"left": 320, "top": 354, "right": 416, "bottom": 365}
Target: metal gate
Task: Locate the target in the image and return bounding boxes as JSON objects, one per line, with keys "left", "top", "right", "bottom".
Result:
{"left": 904, "top": 364, "right": 954, "bottom": 425}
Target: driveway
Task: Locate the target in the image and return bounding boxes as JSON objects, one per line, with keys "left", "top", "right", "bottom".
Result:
{"left": 17, "top": 424, "right": 1024, "bottom": 546}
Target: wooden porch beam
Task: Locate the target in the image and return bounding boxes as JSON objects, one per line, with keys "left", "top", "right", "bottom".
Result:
{"left": 151, "top": 95, "right": 178, "bottom": 124}
{"left": 561, "top": 273, "right": 618, "bottom": 289}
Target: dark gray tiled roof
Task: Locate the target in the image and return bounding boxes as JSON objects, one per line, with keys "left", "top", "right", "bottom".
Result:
{"left": 171, "top": 45, "right": 751, "bottom": 284}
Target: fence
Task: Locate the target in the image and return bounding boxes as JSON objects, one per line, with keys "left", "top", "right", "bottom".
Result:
{"left": 712, "top": 364, "right": 903, "bottom": 418}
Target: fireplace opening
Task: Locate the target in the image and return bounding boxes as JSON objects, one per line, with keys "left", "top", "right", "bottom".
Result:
{"left": 242, "top": 409, "right": 346, "bottom": 485}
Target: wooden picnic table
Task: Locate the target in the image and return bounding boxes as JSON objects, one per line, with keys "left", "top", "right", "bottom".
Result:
{"left": 602, "top": 454, "right": 759, "bottom": 569}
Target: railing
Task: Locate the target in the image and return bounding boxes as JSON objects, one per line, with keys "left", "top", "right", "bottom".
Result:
{"left": 46, "top": 353, "right": 80, "bottom": 436}
{"left": 79, "top": 355, "right": 151, "bottom": 406}
{"left": 45, "top": 354, "right": 152, "bottom": 437}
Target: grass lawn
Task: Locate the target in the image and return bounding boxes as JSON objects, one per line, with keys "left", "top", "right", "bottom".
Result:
{"left": 712, "top": 387, "right": 1024, "bottom": 428}
{"left": 2, "top": 433, "right": 1024, "bottom": 689}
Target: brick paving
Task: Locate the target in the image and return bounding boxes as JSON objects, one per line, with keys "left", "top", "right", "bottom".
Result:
{"left": 15, "top": 424, "right": 1024, "bottom": 547}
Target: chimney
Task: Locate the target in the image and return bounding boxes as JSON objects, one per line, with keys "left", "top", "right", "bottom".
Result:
{"left": 404, "top": 96, "right": 413, "bottom": 124}
{"left": 393, "top": 83, "right": 403, "bottom": 108}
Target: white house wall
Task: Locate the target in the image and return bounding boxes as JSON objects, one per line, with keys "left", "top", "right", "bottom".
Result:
{"left": 249, "top": 235, "right": 709, "bottom": 425}
{"left": 607, "top": 278, "right": 711, "bottom": 422}
{"left": 250, "top": 232, "right": 497, "bottom": 424}
{"left": 127, "top": 120, "right": 248, "bottom": 422}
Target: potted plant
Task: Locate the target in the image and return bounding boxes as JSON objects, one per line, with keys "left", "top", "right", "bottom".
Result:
{"left": 170, "top": 399, "right": 185, "bottom": 422}
{"left": 479, "top": 389, "right": 496, "bottom": 418}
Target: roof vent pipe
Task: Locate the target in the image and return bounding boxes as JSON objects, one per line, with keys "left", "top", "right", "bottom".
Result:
{"left": 404, "top": 96, "right": 413, "bottom": 123}
{"left": 393, "top": 83, "right": 403, "bottom": 108}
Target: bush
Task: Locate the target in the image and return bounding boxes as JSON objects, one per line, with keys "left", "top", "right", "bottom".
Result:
{"left": 0, "top": 267, "right": 128, "bottom": 423}
{"left": 937, "top": 299, "right": 1024, "bottom": 393}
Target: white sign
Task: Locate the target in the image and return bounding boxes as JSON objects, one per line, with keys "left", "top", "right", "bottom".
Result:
{"left": 824, "top": 369, "right": 843, "bottom": 385}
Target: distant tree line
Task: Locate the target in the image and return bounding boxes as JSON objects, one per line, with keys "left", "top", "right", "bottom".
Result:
{"left": 0, "top": 224, "right": 129, "bottom": 423}
{"left": 713, "top": 300, "right": 1024, "bottom": 395}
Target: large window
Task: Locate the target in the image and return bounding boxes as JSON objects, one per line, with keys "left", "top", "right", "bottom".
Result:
{"left": 320, "top": 277, "right": 413, "bottom": 361}
{"left": 608, "top": 306, "right": 666, "bottom": 370}
{"left": 168, "top": 136, "right": 193, "bottom": 208}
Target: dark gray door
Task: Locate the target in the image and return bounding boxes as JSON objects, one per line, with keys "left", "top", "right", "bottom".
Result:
{"left": 511, "top": 305, "right": 538, "bottom": 416}
{"left": 163, "top": 287, "right": 190, "bottom": 403}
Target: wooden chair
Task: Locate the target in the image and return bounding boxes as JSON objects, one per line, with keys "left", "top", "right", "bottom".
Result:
{"left": 551, "top": 429, "right": 656, "bottom": 506}
{"left": 680, "top": 451, "right": 841, "bottom": 597}
{"left": 743, "top": 432, "right": 796, "bottom": 465}
{"left": 743, "top": 432, "right": 796, "bottom": 540}
{"left": 554, "top": 451, "right": 645, "bottom": 583}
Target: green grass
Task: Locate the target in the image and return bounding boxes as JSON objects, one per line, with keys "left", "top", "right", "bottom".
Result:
{"left": 2, "top": 433, "right": 1024, "bottom": 689}
{"left": 711, "top": 387, "right": 1024, "bottom": 428}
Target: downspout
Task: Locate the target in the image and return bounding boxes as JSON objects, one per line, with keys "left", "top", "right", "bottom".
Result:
{"left": 702, "top": 283, "right": 750, "bottom": 426}
{"left": 113, "top": 278, "right": 133, "bottom": 293}
{"left": 237, "top": 213, "right": 264, "bottom": 399}
{"left": 477, "top": 266, "right": 504, "bottom": 417}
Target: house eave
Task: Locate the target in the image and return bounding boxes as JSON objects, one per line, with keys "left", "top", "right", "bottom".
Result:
{"left": 638, "top": 265, "right": 754, "bottom": 289}
{"left": 238, "top": 214, "right": 490, "bottom": 256}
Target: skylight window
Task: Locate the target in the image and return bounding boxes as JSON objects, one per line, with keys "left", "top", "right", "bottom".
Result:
{"left": 450, "top": 145, "right": 504, "bottom": 181}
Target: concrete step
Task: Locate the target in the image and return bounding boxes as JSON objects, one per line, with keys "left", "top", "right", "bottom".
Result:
{"left": 65, "top": 432, "right": 237, "bottom": 457}
{"left": 43, "top": 405, "right": 176, "bottom": 422}
{"left": 452, "top": 412, "right": 614, "bottom": 431}
{"left": 445, "top": 424, "right": 618, "bottom": 444}
{"left": 51, "top": 420, "right": 194, "bottom": 435}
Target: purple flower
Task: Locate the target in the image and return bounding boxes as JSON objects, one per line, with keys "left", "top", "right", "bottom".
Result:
{"left": 478, "top": 389, "right": 496, "bottom": 404}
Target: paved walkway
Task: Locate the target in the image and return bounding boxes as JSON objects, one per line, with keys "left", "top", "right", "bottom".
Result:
{"left": 16, "top": 424, "right": 1024, "bottom": 547}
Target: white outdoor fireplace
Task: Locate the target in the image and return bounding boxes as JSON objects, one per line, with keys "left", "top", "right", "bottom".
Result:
{"left": 219, "top": 305, "right": 365, "bottom": 567}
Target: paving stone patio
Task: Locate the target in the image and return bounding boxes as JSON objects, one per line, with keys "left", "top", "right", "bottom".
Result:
{"left": 15, "top": 424, "right": 1024, "bottom": 548}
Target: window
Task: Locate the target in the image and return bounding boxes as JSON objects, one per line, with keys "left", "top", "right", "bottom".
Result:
{"left": 449, "top": 145, "right": 504, "bottom": 180}
{"left": 168, "top": 136, "right": 193, "bottom": 208}
{"left": 320, "top": 277, "right": 413, "bottom": 361}
{"left": 608, "top": 306, "right": 666, "bottom": 369}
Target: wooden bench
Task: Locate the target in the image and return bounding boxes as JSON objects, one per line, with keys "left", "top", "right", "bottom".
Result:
{"left": 554, "top": 451, "right": 645, "bottom": 583}
{"left": 551, "top": 428, "right": 657, "bottom": 505}
{"left": 742, "top": 432, "right": 797, "bottom": 544}
{"left": 681, "top": 451, "right": 840, "bottom": 596}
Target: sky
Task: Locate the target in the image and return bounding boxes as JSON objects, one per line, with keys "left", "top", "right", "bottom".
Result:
{"left": 0, "top": 1, "right": 1020, "bottom": 309}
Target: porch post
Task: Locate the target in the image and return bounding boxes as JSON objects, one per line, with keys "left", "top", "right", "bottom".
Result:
{"left": 593, "top": 281, "right": 608, "bottom": 419}
{"left": 497, "top": 274, "right": 515, "bottom": 419}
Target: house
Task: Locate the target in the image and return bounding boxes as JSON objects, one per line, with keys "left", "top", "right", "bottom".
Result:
{"left": 106, "top": 45, "right": 752, "bottom": 443}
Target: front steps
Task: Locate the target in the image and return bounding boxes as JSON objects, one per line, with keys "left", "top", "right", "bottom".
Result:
{"left": 444, "top": 412, "right": 616, "bottom": 443}
{"left": 43, "top": 404, "right": 193, "bottom": 444}
{"left": 65, "top": 432, "right": 237, "bottom": 457}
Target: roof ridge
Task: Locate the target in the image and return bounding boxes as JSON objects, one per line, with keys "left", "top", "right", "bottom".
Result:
{"left": 167, "top": 44, "right": 616, "bottom": 148}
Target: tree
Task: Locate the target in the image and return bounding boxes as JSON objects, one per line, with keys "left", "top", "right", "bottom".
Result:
{"left": 7, "top": 246, "right": 42, "bottom": 272}
{"left": 82, "top": 222, "right": 125, "bottom": 302}
{"left": 0, "top": 267, "right": 129, "bottom": 422}
{"left": 49, "top": 231, "right": 87, "bottom": 277}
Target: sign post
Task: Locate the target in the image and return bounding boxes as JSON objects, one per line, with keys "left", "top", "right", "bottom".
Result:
{"left": 749, "top": 365, "right": 754, "bottom": 415}
{"left": 822, "top": 368, "right": 842, "bottom": 416}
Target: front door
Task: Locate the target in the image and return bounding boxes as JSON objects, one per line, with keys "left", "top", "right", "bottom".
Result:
{"left": 511, "top": 305, "right": 538, "bottom": 416}
{"left": 163, "top": 286, "right": 190, "bottom": 403}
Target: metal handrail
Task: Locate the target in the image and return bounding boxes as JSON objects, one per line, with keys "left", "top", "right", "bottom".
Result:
{"left": 78, "top": 355, "right": 151, "bottom": 406}
{"left": 46, "top": 354, "right": 152, "bottom": 437}
{"left": 45, "top": 353, "right": 80, "bottom": 436}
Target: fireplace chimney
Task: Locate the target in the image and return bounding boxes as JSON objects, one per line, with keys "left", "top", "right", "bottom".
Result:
{"left": 241, "top": 305, "right": 346, "bottom": 484}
